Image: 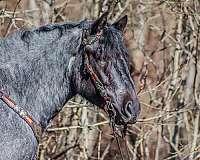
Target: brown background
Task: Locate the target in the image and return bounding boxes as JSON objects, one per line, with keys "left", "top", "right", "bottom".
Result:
{"left": 0, "top": 0, "right": 200, "bottom": 160}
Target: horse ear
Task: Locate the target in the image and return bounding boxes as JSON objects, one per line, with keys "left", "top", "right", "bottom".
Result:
{"left": 91, "top": 12, "right": 109, "bottom": 35}
{"left": 112, "top": 15, "right": 128, "bottom": 32}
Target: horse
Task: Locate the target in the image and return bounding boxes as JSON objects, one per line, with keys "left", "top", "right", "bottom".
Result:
{"left": 0, "top": 12, "right": 140, "bottom": 160}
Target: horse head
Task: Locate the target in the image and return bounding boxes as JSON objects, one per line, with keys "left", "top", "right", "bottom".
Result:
{"left": 75, "top": 12, "right": 140, "bottom": 136}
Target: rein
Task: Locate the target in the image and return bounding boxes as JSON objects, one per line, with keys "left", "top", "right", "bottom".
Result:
{"left": 82, "top": 29, "right": 130, "bottom": 160}
{"left": 0, "top": 90, "right": 42, "bottom": 142}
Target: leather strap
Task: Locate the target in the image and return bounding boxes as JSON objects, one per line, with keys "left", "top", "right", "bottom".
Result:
{"left": 0, "top": 90, "right": 42, "bottom": 142}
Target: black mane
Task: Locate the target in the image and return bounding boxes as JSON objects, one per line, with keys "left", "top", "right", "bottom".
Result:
{"left": 21, "top": 20, "right": 86, "bottom": 43}
{"left": 20, "top": 20, "right": 128, "bottom": 63}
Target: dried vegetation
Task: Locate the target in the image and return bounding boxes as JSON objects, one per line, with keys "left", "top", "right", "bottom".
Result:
{"left": 0, "top": 0, "right": 200, "bottom": 159}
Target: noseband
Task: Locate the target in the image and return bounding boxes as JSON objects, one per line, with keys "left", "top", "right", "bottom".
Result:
{"left": 82, "top": 29, "right": 127, "bottom": 137}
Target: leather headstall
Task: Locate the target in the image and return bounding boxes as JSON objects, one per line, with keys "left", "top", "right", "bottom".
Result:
{"left": 82, "top": 29, "right": 126, "bottom": 138}
{"left": 82, "top": 29, "right": 129, "bottom": 160}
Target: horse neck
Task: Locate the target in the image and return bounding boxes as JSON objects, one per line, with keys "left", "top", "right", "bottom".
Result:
{"left": 1, "top": 28, "right": 82, "bottom": 128}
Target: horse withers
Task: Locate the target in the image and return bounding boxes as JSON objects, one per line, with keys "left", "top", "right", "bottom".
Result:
{"left": 0, "top": 12, "right": 140, "bottom": 159}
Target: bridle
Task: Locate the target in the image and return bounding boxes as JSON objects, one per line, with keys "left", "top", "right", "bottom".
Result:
{"left": 82, "top": 29, "right": 127, "bottom": 136}
{"left": 83, "top": 53, "right": 126, "bottom": 136}
{"left": 82, "top": 29, "right": 131, "bottom": 160}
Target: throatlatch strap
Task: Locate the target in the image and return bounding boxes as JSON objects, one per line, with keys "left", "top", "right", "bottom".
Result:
{"left": 0, "top": 90, "right": 42, "bottom": 142}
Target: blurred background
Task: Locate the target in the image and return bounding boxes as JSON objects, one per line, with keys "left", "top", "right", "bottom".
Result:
{"left": 0, "top": 0, "right": 200, "bottom": 160}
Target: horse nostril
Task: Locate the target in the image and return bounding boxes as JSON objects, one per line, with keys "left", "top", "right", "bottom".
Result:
{"left": 126, "top": 101, "right": 132, "bottom": 113}
{"left": 124, "top": 100, "right": 140, "bottom": 124}
{"left": 124, "top": 101, "right": 133, "bottom": 119}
